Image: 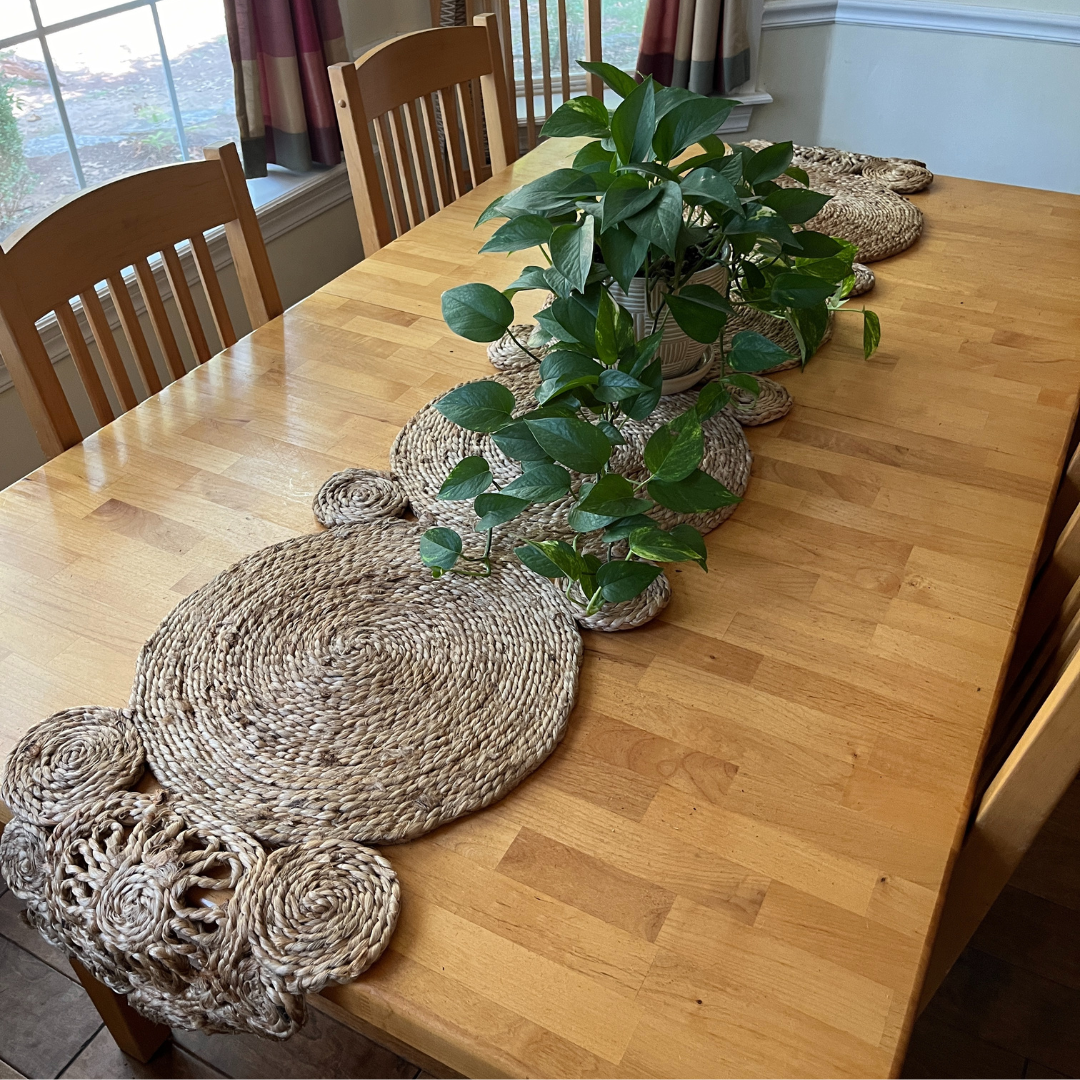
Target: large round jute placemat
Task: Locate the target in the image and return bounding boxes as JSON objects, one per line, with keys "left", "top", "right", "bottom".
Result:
{"left": 130, "top": 517, "right": 582, "bottom": 849}
{"left": 392, "top": 367, "right": 752, "bottom": 545}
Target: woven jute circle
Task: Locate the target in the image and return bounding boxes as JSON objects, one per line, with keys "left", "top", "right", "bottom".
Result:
{"left": 393, "top": 368, "right": 751, "bottom": 545}
{"left": 851, "top": 262, "right": 875, "bottom": 296}
{"left": 576, "top": 569, "right": 672, "bottom": 632}
{"left": 860, "top": 157, "right": 934, "bottom": 194}
{"left": 724, "top": 302, "right": 834, "bottom": 374}
{"left": 729, "top": 376, "right": 793, "bottom": 426}
{"left": 0, "top": 815, "right": 49, "bottom": 904}
{"left": 312, "top": 469, "right": 409, "bottom": 528}
{"left": 1, "top": 706, "right": 145, "bottom": 825}
{"left": 488, "top": 325, "right": 551, "bottom": 372}
{"left": 130, "top": 518, "right": 581, "bottom": 848}
{"left": 742, "top": 140, "right": 934, "bottom": 195}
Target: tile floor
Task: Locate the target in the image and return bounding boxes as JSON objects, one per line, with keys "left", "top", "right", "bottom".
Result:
{"left": 2, "top": 775, "right": 1078, "bottom": 1079}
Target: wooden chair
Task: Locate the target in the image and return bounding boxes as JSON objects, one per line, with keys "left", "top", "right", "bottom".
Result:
{"left": 435, "top": 0, "right": 604, "bottom": 150}
{"left": 918, "top": 470, "right": 1080, "bottom": 1008}
{"left": 0, "top": 142, "right": 282, "bottom": 461}
{"left": 329, "top": 16, "right": 517, "bottom": 258}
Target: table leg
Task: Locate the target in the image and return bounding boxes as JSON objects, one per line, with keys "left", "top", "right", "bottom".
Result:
{"left": 70, "top": 957, "right": 170, "bottom": 1063}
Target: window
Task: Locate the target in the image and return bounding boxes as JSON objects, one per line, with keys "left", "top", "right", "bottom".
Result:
{"left": 0, "top": 0, "right": 241, "bottom": 243}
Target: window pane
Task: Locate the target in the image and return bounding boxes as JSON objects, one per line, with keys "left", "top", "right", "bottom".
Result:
{"left": 0, "top": 38, "right": 79, "bottom": 242}
{"left": 34, "top": 0, "right": 117, "bottom": 29}
{"left": 156, "top": 0, "right": 239, "bottom": 154}
{"left": 0, "top": 2, "right": 38, "bottom": 42}
{"left": 602, "top": 0, "right": 648, "bottom": 74}
{"left": 47, "top": 6, "right": 181, "bottom": 187}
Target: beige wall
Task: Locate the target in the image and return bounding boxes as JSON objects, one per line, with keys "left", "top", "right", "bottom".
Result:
{"left": 340, "top": 0, "right": 431, "bottom": 57}
{"left": 0, "top": 198, "right": 363, "bottom": 490}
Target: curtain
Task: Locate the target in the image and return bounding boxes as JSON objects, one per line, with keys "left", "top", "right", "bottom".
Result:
{"left": 225, "top": 0, "right": 349, "bottom": 178}
{"left": 636, "top": 0, "right": 753, "bottom": 94}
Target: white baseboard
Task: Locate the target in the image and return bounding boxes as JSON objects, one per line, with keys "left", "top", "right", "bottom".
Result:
{"left": 763, "top": 0, "right": 1080, "bottom": 45}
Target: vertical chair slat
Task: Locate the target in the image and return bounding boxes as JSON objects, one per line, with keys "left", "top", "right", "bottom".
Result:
{"left": 106, "top": 272, "right": 162, "bottom": 396}
{"left": 389, "top": 105, "right": 424, "bottom": 229}
{"left": 538, "top": 0, "right": 553, "bottom": 121}
{"left": 558, "top": 0, "right": 570, "bottom": 103}
{"left": 374, "top": 112, "right": 409, "bottom": 237}
{"left": 519, "top": 0, "right": 536, "bottom": 147}
{"left": 55, "top": 301, "right": 113, "bottom": 428}
{"left": 437, "top": 86, "right": 469, "bottom": 199}
{"left": 456, "top": 81, "right": 484, "bottom": 188}
{"left": 80, "top": 287, "right": 138, "bottom": 412}
{"left": 584, "top": 0, "right": 603, "bottom": 98}
{"left": 404, "top": 98, "right": 438, "bottom": 219}
{"left": 469, "top": 78, "right": 492, "bottom": 182}
{"left": 497, "top": 0, "right": 514, "bottom": 129}
{"left": 419, "top": 93, "right": 452, "bottom": 210}
{"left": 189, "top": 233, "right": 236, "bottom": 349}
{"left": 161, "top": 245, "right": 211, "bottom": 364}
{"left": 133, "top": 257, "right": 187, "bottom": 382}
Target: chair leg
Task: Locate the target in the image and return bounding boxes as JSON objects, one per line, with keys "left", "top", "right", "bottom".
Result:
{"left": 70, "top": 957, "right": 170, "bottom": 1063}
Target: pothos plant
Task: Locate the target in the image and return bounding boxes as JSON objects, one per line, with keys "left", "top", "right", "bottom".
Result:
{"left": 419, "top": 63, "right": 881, "bottom": 616}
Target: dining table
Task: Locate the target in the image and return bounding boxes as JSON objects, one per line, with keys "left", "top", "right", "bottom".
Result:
{"left": 2, "top": 136, "right": 1080, "bottom": 1079}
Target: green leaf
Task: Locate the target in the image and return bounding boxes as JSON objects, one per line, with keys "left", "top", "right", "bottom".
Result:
{"left": 744, "top": 141, "right": 794, "bottom": 185}
{"left": 594, "top": 367, "right": 650, "bottom": 403}
{"left": 577, "top": 60, "right": 639, "bottom": 99}
{"left": 792, "top": 230, "right": 844, "bottom": 258}
{"left": 500, "top": 463, "right": 573, "bottom": 502}
{"left": 574, "top": 140, "right": 617, "bottom": 174}
{"left": 653, "top": 97, "right": 736, "bottom": 162}
{"left": 670, "top": 523, "right": 708, "bottom": 568}
{"left": 537, "top": 352, "right": 604, "bottom": 404}
{"left": 785, "top": 165, "right": 810, "bottom": 185}
{"left": 549, "top": 293, "right": 599, "bottom": 349}
{"left": 500, "top": 169, "right": 600, "bottom": 216}
{"left": 480, "top": 215, "right": 554, "bottom": 253}
{"left": 600, "top": 174, "right": 661, "bottom": 232}
{"left": 475, "top": 193, "right": 508, "bottom": 226}
{"left": 788, "top": 305, "right": 830, "bottom": 362}
{"left": 727, "top": 330, "right": 794, "bottom": 373}
{"left": 596, "top": 419, "right": 626, "bottom": 446}
{"left": 625, "top": 179, "right": 683, "bottom": 257}
{"left": 610, "top": 76, "right": 656, "bottom": 164}
{"left": 628, "top": 525, "right": 706, "bottom": 563}
{"left": 770, "top": 272, "right": 839, "bottom": 310}
{"left": 725, "top": 372, "right": 760, "bottom": 394}
{"left": 763, "top": 188, "right": 832, "bottom": 224}
{"left": 664, "top": 282, "right": 731, "bottom": 344}
{"left": 694, "top": 381, "right": 731, "bottom": 421}
{"left": 680, "top": 167, "right": 741, "bottom": 213}
{"left": 526, "top": 416, "right": 612, "bottom": 473}
{"left": 594, "top": 288, "right": 620, "bottom": 364}
{"left": 568, "top": 505, "right": 622, "bottom": 532}
{"left": 601, "top": 514, "right": 655, "bottom": 542}
{"left": 473, "top": 492, "right": 530, "bottom": 531}
{"left": 621, "top": 357, "right": 663, "bottom": 420}
{"left": 437, "top": 456, "right": 492, "bottom": 501}
{"left": 597, "top": 559, "right": 663, "bottom": 603}
{"left": 515, "top": 543, "right": 566, "bottom": 578}
{"left": 550, "top": 216, "right": 596, "bottom": 295}
{"left": 419, "top": 527, "right": 462, "bottom": 570}
{"left": 863, "top": 308, "right": 882, "bottom": 359}
{"left": 644, "top": 410, "right": 704, "bottom": 482}
{"left": 616, "top": 161, "right": 681, "bottom": 183}
{"left": 504, "top": 264, "right": 551, "bottom": 295}
{"left": 491, "top": 420, "right": 552, "bottom": 462}
{"left": 575, "top": 473, "right": 653, "bottom": 519}
{"left": 435, "top": 380, "right": 516, "bottom": 432}
{"left": 542, "top": 95, "right": 611, "bottom": 138}
{"left": 441, "top": 283, "right": 515, "bottom": 342}
{"left": 647, "top": 469, "right": 741, "bottom": 514}
{"left": 598, "top": 223, "right": 649, "bottom": 292}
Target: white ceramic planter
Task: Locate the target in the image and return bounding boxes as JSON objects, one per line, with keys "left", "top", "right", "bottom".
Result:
{"left": 608, "top": 263, "right": 728, "bottom": 380}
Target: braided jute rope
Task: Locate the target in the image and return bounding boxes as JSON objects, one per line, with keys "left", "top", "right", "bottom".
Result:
{"left": 851, "top": 262, "right": 876, "bottom": 296}
{"left": 312, "top": 468, "right": 409, "bottom": 527}
{"left": 576, "top": 569, "right": 672, "bottom": 632}
{"left": 393, "top": 367, "right": 751, "bottom": 547}
{"left": 741, "top": 140, "right": 934, "bottom": 194}
{"left": 0, "top": 815, "right": 49, "bottom": 905}
{"left": 131, "top": 517, "right": 581, "bottom": 848}
{"left": 487, "top": 325, "right": 551, "bottom": 372}
{"left": 728, "top": 376, "right": 793, "bottom": 426}
{"left": 0, "top": 706, "right": 145, "bottom": 824}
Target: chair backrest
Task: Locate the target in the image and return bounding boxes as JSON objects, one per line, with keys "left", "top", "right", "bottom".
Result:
{"left": 448, "top": 0, "right": 604, "bottom": 150}
{"left": 0, "top": 142, "right": 282, "bottom": 461}
{"left": 329, "top": 16, "right": 517, "bottom": 258}
{"left": 918, "top": 468, "right": 1080, "bottom": 1009}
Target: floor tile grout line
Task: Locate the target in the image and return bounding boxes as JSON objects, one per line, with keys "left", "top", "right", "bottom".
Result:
{"left": 54, "top": 1023, "right": 104, "bottom": 1080}
{"left": 169, "top": 1038, "right": 236, "bottom": 1079}
{"left": 0, "top": 928, "right": 80, "bottom": 984}
{"left": 0, "top": 1052, "right": 26, "bottom": 1080}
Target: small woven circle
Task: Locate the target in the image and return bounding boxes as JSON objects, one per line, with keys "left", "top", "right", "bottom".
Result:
{"left": 575, "top": 570, "right": 672, "bottom": 632}
{"left": 729, "top": 376, "right": 793, "bottom": 426}
{"left": 131, "top": 518, "right": 581, "bottom": 847}
{"left": 861, "top": 158, "right": 934, "bottom": 194}
{"left": 0, "top": 816, "right": 50, "bottom": 903}
{"left": 724, "top": 303, "right": 834, "bottom": 373}
{"left": 487, "top": 325, "right": 547, "bottom": 372}
{"left": 238, "top": 837, "right": 400, "bottom": 993}
{"left": 1, "top": 707, "right": 145, "bottom": 825}
{"left": 393, "top": 368, "right": 751, "bottom": 545}
{"left": 313, "top": 469, "right": 409, "bottom": 528}
{"left": 792, "top": 143, "right": 868, "bottom": 175}
{"left": 850, "top": 262, "right": 875, "bottom": 296}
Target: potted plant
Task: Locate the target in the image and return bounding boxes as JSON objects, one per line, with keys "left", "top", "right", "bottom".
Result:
{"left": 419, "top": 65, "right": 880, "bottom": 620}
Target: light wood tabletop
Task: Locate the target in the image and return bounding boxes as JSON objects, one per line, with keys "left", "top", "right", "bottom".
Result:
{"left": 2, "top": 139, "right": 1080, "bottom": 1078}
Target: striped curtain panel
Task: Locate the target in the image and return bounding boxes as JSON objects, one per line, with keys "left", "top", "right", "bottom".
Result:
{"left": 637, "top": 0, "right": 753, "bottom": 94}
{"left": 225, "top": 0, "right": 349, "bottom": 178}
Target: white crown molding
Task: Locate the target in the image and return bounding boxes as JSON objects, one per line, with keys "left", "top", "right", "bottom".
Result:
{"left": 763, "top": 0, "right": 1080, "bottom": 44}
{"left": 0, "top": 166, "right": 352, "bottom": 396}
